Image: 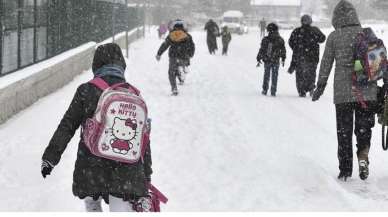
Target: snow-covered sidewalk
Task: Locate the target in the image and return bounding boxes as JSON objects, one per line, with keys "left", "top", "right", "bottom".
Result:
{"left": 1, "top": 26, "right": 388, "bottom": 211}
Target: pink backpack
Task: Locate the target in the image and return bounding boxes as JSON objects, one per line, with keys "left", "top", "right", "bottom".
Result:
{"left": 83, "top": 78, "right": 149, "bottom": 164}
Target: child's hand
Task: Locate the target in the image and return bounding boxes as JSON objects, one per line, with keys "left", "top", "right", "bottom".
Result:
{"left": 41, "top": 160, "right": 54, "bottom": 178}
{"left": 156, "top": 55, "right": 161, "bottom": 61}
{"left": 256, "top": 60, "right": 262, "bottom": 67}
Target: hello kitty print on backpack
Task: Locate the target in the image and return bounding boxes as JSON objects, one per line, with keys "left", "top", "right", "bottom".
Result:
{"left": 82, "top": 78, "right": 150, "bottom": 164}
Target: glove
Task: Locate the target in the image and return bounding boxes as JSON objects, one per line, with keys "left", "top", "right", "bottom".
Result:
{"left": 281, "top": 60, "right": 285, "bottom": 67}
{"left": 287, "top": 66, "right": 295, "bottom": 74}
{"left": 156, "top": 55, "right": 161, "bottom": 61}
{"left": 41, "top": 160, "right": 54, "bottom": 178}
{"left": 256, "top": 60, "right": 262, "bottom": 67}
{"left": 312, "top": 82, "right": 326, "bottom": 102}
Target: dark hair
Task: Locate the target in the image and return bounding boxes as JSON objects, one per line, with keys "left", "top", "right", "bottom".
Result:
{"left": 266, "top": 23, "right": 278, "bottom": 33}
{"left": 301, "top": 14, "right": 312, "bottom": 25}
{"left": 92, "top": 43, "right": 126, "bottom": 73}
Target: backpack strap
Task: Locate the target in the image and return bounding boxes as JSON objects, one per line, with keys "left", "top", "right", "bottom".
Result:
{"left": 110, "top": 82, "right": 141, "bottom": 96}
{"left": 147, "top": 183, "right": 168, "bottom": 204}
{"left": 89, "top": 78, "right": 141, "bottom": 96}
{"left": 89, "top": 77, "right": 110, "bottom": 90}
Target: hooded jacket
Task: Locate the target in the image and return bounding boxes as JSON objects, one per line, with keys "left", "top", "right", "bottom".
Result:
{"left": 42, "top": 43, "right": 152, "bottom": 203}
{"left": 157, "top": 28, "right": 195, "bottom": 60}
{"left": 257, "top": 29, "right": 286, "bottom": 64}
{"left": 316, "top": 0, "right": 378, "bottom": 104}
{"left": 288, "top": 24, "right": 326, "bottom": 64}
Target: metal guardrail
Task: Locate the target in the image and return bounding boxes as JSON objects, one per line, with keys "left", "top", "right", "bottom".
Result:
{"left": 0, "top": 0, "right": 145, "bottom": 76}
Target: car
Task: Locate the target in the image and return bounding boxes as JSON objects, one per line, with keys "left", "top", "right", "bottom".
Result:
{"left": 221, "top": 10, "right": 247, "bottom": 34}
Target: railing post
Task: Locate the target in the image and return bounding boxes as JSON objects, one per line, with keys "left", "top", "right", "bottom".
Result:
{"left": 0, "top": 0, "right": 3, "bottom": 74}
{"left": 125, "top": 0, "right": 129, "bottom": 58}
{"left": 33, "top": 0, "right": 37, "bottom": 62}
{"left": 112, "top": 0, "right": 116, "bottom": 42}
{"left": 17, "top": 0, "right": 23, "bottom": 68}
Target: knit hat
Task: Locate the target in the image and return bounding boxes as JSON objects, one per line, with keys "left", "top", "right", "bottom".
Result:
{"left": 92, "top": 43, "right": 126, "bottom": 73}
{"left": 266, "top": 23, "right": 278, "bottom": 33}
{"left": 301, "top": 14, "right": 313, "bottom": 26}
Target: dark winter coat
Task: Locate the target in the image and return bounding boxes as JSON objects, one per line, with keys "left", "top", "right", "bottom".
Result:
{"left": 204, "top": 20, "right": 220, "bottom": 51}
{"left": 42, "top": 43, "right": 152, "bottom": 203}
{"left": 221, "top": 29, "right": 232, "bottom": 46}
{"left": 157, "top": 28, "right": 195, "bottom": 60}
{"left": 316, "top": 0, "right": 378, "bottom": 104}
{"left": 205, "top": 20, "right": 220, "bottom": 39}
{"left": 42, "top": 76, "right": 153, "bottom": 203}
{"left": 257, "top": 31, "right": 286, "bottom": 64}
{"left": 289, "top": 25, "right": 326, "bottom": 64}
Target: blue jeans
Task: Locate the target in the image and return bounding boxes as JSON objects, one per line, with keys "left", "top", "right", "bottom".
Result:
{"left": 262, "top": 63, "right": 279, "bottom": 94}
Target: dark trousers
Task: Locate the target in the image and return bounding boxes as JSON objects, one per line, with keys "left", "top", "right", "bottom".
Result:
{"left": 260, "top": 28, "right": 265, "bottom": 38}
{"left": 262, "top": 63, "right": 279, "bottom": 94}
{"left": 168, "top": 58, "right": 181, "bottom": 91}
{"left": 295, "top": 61, "right": 318, "bottom": 95}
{"left": 222, "top": 42, "right": 230, "bottom": 55}
{"left": 207, "top": 37, "right": 218, "bottom": 54}
{"left": 335, "top": 102, "right": 375, "bottom": 175}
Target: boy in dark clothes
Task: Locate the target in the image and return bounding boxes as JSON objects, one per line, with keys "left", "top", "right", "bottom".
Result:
{"left": 221, "top": 26, "right": 232, "bottom": 55}
{"left": 156, "top": 20, "right": 195, "bottom": 96}
{"left": 256, "top": 23, "right": 286, "bottom": 97}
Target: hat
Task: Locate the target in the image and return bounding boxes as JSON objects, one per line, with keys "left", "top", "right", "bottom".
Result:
{"left": 92, "top": 43, "right": 126, "bottom": 73}
{"left": 266, "top": 23, "right": 278, "bottom": 32}
{"left": 301, "top": 14, "right": 313, "bottom": 25}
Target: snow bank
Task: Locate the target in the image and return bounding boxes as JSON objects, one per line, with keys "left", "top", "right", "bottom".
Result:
{"left": 0, "top": 42, "right": 96, "bottom": 124}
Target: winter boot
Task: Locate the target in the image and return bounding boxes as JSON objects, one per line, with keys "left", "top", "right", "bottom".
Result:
{"left": 261, "top": 90, "right": 267, "bottom": 96}
{"left": 177, "top": 67, "right": 185, "bottom": 85}
{"left": 172, "top": 88, "right": 179, "bottom": 96}
{"left": 357, "top": 146, "right": 370, "bottom": 180}
{"left": 358, "top": 160, "right": 369, "bottom": 180}
{"left": 338, "top": 171, "right": 352, "bottom": 182}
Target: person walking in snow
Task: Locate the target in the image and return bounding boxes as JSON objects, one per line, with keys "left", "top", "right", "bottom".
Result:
{"left": 312, "top": 0, "right": 378, "bottom": 181}
{"left": 288, "top": 15, "right": 326, "bottom": 98}
{"left": 256, "top": 23, "right": 286, "bottom": 97}
{"left": 221, "top": 26, "right": 232, "bottom": 55}
{"left": 156, "top": 20, "right": 195, "bottom": 96}
{"left": 204, "top": 19, "right": 220, "bottom": 54}
{"left": 41, "top": 43, "right": 153, "bottom": 211}
{"left": 158, "top": 23, "right": 168, "bottom": 39}
{"left": 259, "top": 17, "right": 267, "bottom": 38}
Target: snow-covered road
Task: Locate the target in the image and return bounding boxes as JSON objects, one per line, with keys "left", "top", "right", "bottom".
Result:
{"left": 1, "top": 26, "right": 388, "bottom": 211}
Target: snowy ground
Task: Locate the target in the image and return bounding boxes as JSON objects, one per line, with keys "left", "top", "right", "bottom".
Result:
{"left": 1, "top": 25, "right": 388, "bottom": 211}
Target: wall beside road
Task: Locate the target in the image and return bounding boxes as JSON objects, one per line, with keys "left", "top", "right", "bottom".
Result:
{"left": 0, "top": 27, "right": 144, "bottom": 124}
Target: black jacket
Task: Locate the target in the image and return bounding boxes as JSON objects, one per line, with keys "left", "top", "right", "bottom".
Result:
{"left": 157, "top": 29, "right": 195, "bottom": 60}
{"left": 204, "top": 20, "right": 220, "bottom": 38}
{"left": 221, "top": 29, "right": 232, "bottom": 45}
{"left": 257, "top": 32, "right": 286, "bottom": 64}
{"left": 289, "top": 25, "right": 326, "bottom": 64}
{"left": 42, "top": 75, "right": 152, "bottom": 203}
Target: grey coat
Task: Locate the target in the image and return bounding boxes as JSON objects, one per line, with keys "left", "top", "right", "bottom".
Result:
{"left": 316, "top": 0, "right": 378, "bottom": 104}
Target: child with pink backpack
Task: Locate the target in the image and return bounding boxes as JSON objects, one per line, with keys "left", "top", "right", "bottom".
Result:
{"left": 41, "top": 43, "right": 167, "bottom": 212}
